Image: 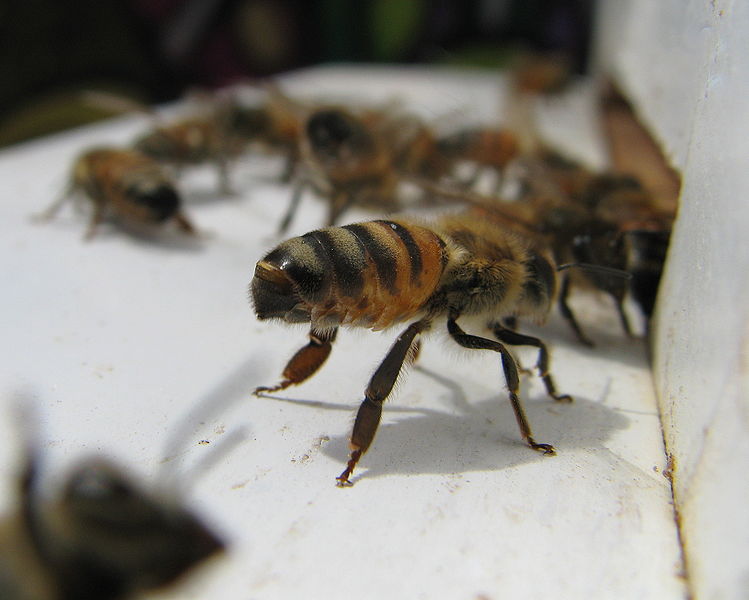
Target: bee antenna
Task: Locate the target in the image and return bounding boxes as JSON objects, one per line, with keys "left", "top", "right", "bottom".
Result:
{"left": 557, "top": 262, "right": 633, "bottom": 280}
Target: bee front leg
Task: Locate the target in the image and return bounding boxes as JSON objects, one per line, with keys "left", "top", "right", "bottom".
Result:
{"left": 447, "top": 314, "right": 555, "bottom": 455}
{"left": 336, "top": 319, "right": 430, "bottom": 487}
{"left": 490, "top": 323, "right": 572, "bottom": 403}
{"left": 33, "top": 183, "right": 74, "bottom": 223}
{"left": 254, "top": 328, "right": 337, "bottom": 395}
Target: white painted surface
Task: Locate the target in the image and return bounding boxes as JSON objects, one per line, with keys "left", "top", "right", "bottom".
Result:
{"left": 595, "top": 2, "right": 749, "bottom": 599}
{"left": 0, "top": 67, "right": 685, "bottom": 599}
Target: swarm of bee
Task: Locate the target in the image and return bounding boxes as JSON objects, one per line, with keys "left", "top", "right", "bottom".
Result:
{"left": 35, "top": 61, "right": 677, "bottom": 489}
{"left": 245, "top": 73, "right": 677, "bottom": 485}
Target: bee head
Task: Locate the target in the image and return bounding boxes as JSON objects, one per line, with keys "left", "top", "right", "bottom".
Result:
{"left": 306, "top": 109, "right": 372, "bottom": 161}
{"left": 127, "top": 182, "right": 180, "bottom": 223}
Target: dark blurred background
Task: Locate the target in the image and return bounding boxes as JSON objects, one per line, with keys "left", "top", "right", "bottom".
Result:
{"left": 0, "top": 0, "right": 594, "bottom": 148}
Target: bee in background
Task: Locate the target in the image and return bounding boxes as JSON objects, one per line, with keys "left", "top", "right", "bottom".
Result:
{"left": 224, "top": 83, "right": 307, "bottom": 184}
{"left": 133, "top": 112, "right": 242, "bottom": 195}
{"left": 510, "top": 51, "right": 573, "bottom": 96}
{"left": 82, "top": 89, "right": 241, "bottom": 195}
{"left": 472, "top": 154, "right": 673, "bottom": 345}
{"left": 280, "top": 107, "right": 400, "bottom": 232}
{"left": 137, "top": 83, "right": 310, "bottom": 192}
{"left": 251, "top": 213, "right": 572, "bottom": 486}
{"left": 37, "top": 148, "right": 196, "bottom": 240}
{"left": 433, "top": 127, "right": 520, "bottom": 190}
{"left": 0, "top": 440, "right": 224, "bottom": 600}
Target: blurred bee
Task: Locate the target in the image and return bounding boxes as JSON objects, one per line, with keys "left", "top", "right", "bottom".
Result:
{"left": 471, "top": 155, "right": 673, "bottom": 345}
{"left": 37, "top": 148, "right": 196, "bottom": 240}
{"left": 224, "top": 83, "right": 307, "bottom": 183}
{"left": 434, "top": 127, "right": 520, "bottom": 189}
{"left": 0, "top": 442, "right": 224, "bottom": 600}
{"left": 134, "top": 83, "right": 313, "bottom": 193}
{"left": 82, "top": 89, "right": 242, "bottom": 194}
{"left": 133, "top": 112, "right": 242, "bottom": 195}
{"left": 251, "top": 213, "right": 573, "bottom": 486}
{"left": 281, "top": 107, "right": 400, "bottom": 232}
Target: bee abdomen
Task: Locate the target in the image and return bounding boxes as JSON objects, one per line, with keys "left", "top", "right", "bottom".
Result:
{"left": 251, "top": 220, "right": 447, "bottom": 329}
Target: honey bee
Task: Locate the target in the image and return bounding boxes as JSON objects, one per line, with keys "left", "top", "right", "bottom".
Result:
{"left": 470, "top": 155, "right": 673, "bottom": 345}
{"left": 38, "top": 148, "right": 196, "bottom": 239}
{"left": 281, "top": 107, "right": 400, "bottom": 232}
{"left": 82, "top": 89, "right": 243, "bottom": 194}
{"left": 251, "top": 214, "right": 572, "bottom": 486}
{"left": 0, "top": 445, "right": 224, "bottom": 600}
{"left": 434, "top": 127, "right": 520, "bottom": 188}
{"left": 224, "top": 83, "right": 307, "bottom": 183}
{"left": 133, "top": 112, "right": 243, "bottom": 195}
{"left": 135, "top": 84, "right": 313, "bottom": 192}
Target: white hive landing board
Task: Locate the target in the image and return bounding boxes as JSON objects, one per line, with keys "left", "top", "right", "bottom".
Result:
{"left": 0, "top": 66, "right": 685, "bottom": 600}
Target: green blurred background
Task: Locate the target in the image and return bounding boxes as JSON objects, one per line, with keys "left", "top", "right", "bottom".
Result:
{"left": 0, "top": 0, "right": 593, "bottom": 148}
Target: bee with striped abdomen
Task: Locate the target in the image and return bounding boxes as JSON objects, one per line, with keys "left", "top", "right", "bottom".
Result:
{"left": 251, "top": 214, "right": 570, "bottom": 486}
{"left": 38, "top": 148, "right": 196, "bottom": 240}
{"left": 280, "top": 107, "right": 400, "bottom": 233}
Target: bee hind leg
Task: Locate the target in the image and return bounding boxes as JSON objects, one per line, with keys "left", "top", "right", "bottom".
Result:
{"left": 254, "top": 328, "right": 338, "bottom": 395}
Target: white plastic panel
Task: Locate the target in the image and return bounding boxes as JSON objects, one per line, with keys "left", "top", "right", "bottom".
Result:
{"left": 0, "top": 66, "right": 685, "bottom": 599}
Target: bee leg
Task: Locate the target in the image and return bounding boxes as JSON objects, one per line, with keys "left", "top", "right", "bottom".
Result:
{"left": 254, "top": 328, "right": 337, "bottom": 395}
{"left": 279, "top": 147, "right": 299, "bottom": 183}
{"left": 558, "top": 273, "right": 595, "bottom": 347}
{"left": 278, "top": 179, "right": 306, "bottom": 234}
{"left": 447, "top": 315, "right": 555, "bottom": 456}
{"left": 33, "top": 183, "right": 74, "bottom": 222}
{"left": 611, "top": 291, "right": 634, "bottom": 337}
{"left": 174, "top": 212, "right": 197, "bottom": 235}
{"left": 327, "top": 191, "right": 355, "bottom": 226}
{"left": 490, "top": 323, "right": 572, "bottom": 403}
{"left": 216, "top": 156, "right": 233, "bottom": 195}
{"left": 494, "top": 317, "right": 531, "bottom": 374}
{"left": 83, "top": 204, "right": 106, "bottom": 240}
{"left": 336, "top": 319, "right": 429, "bottom": 487}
